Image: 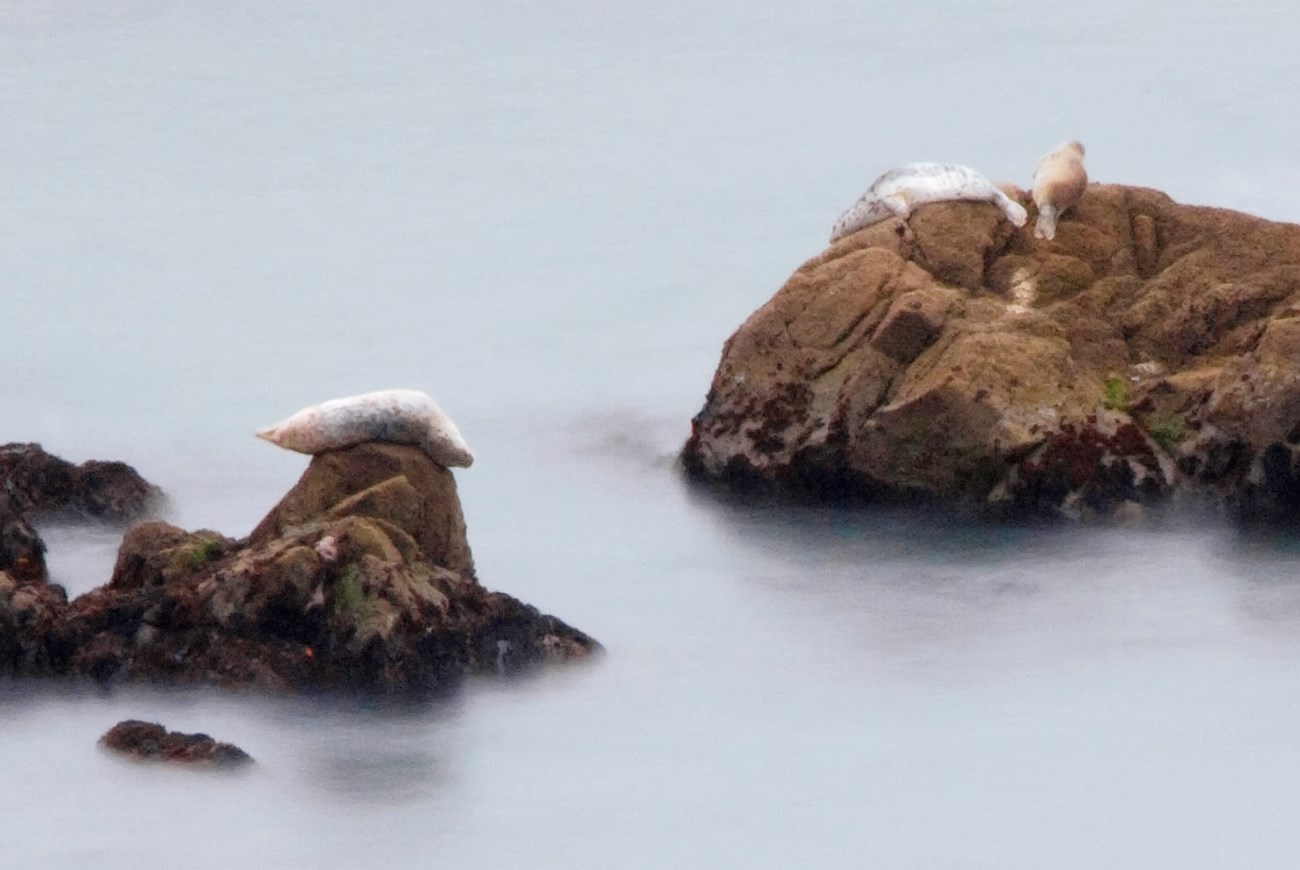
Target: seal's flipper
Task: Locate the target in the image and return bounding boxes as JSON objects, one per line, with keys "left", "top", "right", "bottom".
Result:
{"left": 1035, "top": 205, "right": 1058, "bottom": 240}
{"left": 882, "top": 192, "right": 912, "bottom": 218}
{"left": 995, "top": 193, "right": 1028, "bottom": 228}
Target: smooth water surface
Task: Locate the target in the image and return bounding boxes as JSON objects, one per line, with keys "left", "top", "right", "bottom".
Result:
{"left": 5, "top": 1, "right": 1300, "bottom": 867}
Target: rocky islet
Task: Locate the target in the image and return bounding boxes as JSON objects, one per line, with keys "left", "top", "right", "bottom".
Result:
{"left": 0, "top": 442, "right": 598, "bottom": 693}
{"left": 682, "top": 184, "right": 1300, "bottom": 521}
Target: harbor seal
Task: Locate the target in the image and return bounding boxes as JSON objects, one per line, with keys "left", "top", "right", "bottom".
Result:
{"left": 1031, "top": 141, "right": 1087, "bottom": 240}
{"left": 830, "top": 163, "right": 1028, "bottom": 243}
{"left": 256, "top": 388, "right": 474, "bottom": 468}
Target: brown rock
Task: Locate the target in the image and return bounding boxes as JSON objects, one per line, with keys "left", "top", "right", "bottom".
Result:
{"left": 249, "top": 442, "right": 473, "bottom": 574}
{"left": 869, "top": 287, "right": 959, "bottom": 363}
{"left": 906, "top": 199, "right": 1018, "bottom": 290}
{"left": 0, "top": 443, "right": 160, "bottom": 522}
{"left": 0, "top": 512, "right": 48, "bottom": 587}
{"left": 683, "top": 184, "right": 1300, "bottom": 520}
{"left": 108, "top": 521, "right": 232, "bottom": 591}
{"left": 99, "top": 720, "right": 252, "bottom": 767}
{"left": 47, "top": 441, "right": 598, "bottom": 694}
{"left": 0, "top": 569, "right": 67, "bottom": 674}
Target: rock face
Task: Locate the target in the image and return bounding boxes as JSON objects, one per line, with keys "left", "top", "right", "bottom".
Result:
{"left": 3, "top": 442, "right": 598, "bottom": 694}
{"left": 100, "top": 720, "right": 252, "bottom": 767}
{"left": 682, "top": 185, "right": 1300, "bottom": 520}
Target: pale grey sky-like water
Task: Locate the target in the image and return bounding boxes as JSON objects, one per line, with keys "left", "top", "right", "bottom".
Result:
{"left": 5, "top": 1, "right": 1300, "bottom": 867}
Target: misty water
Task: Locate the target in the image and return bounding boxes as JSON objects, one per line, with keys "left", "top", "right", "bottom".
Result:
{"left": 5, "top": 0, "right": 1300, "bottom": 867}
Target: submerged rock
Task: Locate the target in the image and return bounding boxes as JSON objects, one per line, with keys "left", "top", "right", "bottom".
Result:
{"left": 682, "top": 185, "right": 1300, "bottom": 521}
{"left": 7, "top": 442, "right": 598, "bottom": 694}
{"left": 99, "top": 719, "right": 252, "bottom": 767}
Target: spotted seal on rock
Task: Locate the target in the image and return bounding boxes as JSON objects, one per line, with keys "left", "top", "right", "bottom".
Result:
{"left": 830, "top": 162, "right": 1028, "bottom": 243}
{"left": 257, "top": 388, "right": 473, "bottom": 468}
{"left": 1031, "top": 140, "right": 1088, "bottom": 240}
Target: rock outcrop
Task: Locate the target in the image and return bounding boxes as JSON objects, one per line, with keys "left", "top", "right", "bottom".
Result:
{"left": 99, "top": 719, "right": 252, "bottom": 767}
{"left": 1, "top": 442, "right": 597, "bottom": 694}
{"left": 683, "top": 185, "right": 1300, "bottom": 521}
{"left": 1, "top": 510, "right": 48, "bottom": 587}
{"left": 0, "top": 443, "right": 160, "bottom": 522}
{"left": 0, "top": 518, "right": 65, "bottom": 675}
{"left": 1, "top": 445, "right": 156, "bottom": 674}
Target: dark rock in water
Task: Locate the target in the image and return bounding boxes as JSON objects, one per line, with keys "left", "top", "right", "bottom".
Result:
{"left": 1, "top": 509, "right": 48, "bottom": 587}
{"left": 0, "top": 443, "right": 161, "bottom": 522}
{"left": 99, "top": 719, "right": 252, "bottom": 767}
{"left": 10, "top": 442, "right": 598, "bottom": 694}
{"left": 0, "top": 568, "right": 66, "bottom": 675}
{"left": 0, "top": 445, "right": 158, "bottom": 673}
{"left": 683, "top": 185, "right": 1300, "bottom": 522}
{"left": 0, "top": 496, "right": 62, "bottom": 673}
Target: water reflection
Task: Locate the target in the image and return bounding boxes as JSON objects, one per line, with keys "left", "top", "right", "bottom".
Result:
{"left": 312, "top": 747, "right": 446, "bottom": 802}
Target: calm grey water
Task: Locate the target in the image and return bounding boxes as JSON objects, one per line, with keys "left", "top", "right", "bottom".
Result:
{"left": 5, "top": 1, "right": 1300, "bottom": 867}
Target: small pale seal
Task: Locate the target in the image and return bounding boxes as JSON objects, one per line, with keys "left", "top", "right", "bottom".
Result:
{"left": 257, "top": 388, "right": 474, "bottom": 468}
{"left": 830, "top": 163, "right": 1028, "bottom": 243}
{"left": 1031, "top": 141, "right": 1087, "bottom": 240}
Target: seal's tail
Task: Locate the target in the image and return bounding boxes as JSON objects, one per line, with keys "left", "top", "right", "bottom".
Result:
{"left": 994, "top": 192, "right": 1028, "bottom": 228}
{"left": 1035, "top": 205, "right": 1058, "bottom": 240}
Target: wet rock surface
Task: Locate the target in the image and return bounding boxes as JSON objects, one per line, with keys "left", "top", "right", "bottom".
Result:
{"left": 99, "top": 719, "right": 253, "bottom": 767}
{"left": 682, "top": 185, "right": 1300, "bottom": 521}
{"left": 1, "top": 442, "right": 598, "bottom": 695}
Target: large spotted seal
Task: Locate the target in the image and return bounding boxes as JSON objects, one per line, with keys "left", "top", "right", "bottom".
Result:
{"left": 257, "top": 388, "right": 474, "bottom": 468}
{"left": 830, "top": 163, "right": 1028, "bottom": 243}
{"left": 1031, "top": 141, "right": 1087, "bottom": 240}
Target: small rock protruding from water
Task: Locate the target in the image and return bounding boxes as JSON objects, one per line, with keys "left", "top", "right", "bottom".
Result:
{"left": 99, "top": 719, "right": 253, "bottom": 767}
